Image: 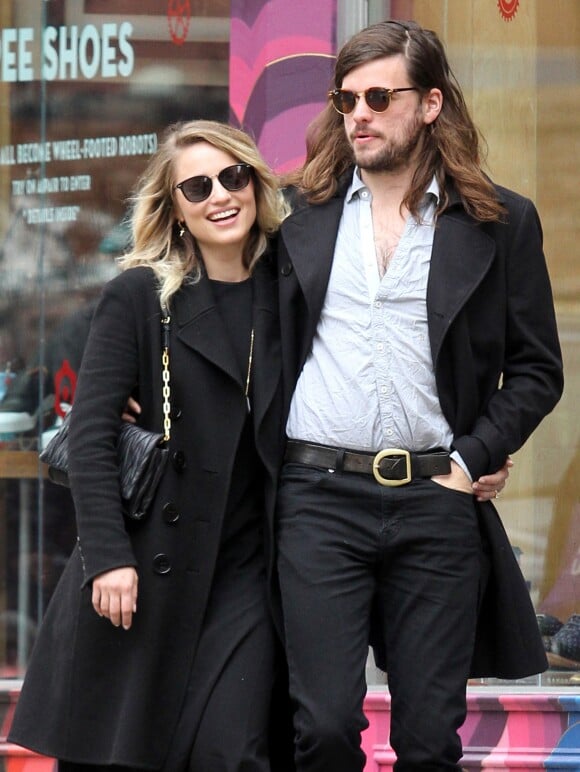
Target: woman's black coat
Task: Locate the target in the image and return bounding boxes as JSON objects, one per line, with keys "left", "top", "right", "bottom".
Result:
{"left": 8, "top": 259, "right": 286, "bottom": 768}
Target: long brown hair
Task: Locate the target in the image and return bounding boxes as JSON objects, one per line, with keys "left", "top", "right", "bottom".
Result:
{"left": 286, "top": 20, "right": 504, "bottom": 222}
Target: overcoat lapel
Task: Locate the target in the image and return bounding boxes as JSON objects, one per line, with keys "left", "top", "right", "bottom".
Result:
{"left": 172, "top": 274, "right": 242, "bottom": 387}
{"left": 170, "top": 263, "right": 280, "bottom": 429}
{"left": 251, "top": 259, "right": 282, "bottom": 432}
{"left": 279, "top": 193, "right": 345, "bottom": 366}
{"left": 427, "top": 206, "right": 496, "bottom": 367}
{"left": 280, "top": 198, "right": 343, "bottom": 308}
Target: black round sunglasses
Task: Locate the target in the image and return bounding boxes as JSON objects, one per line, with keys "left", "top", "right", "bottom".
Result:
{"left": 328, "top": 87, "right": 417, "bottom": 115}
{"left": 174, "top": 163, "right": 253, "bottom": 203}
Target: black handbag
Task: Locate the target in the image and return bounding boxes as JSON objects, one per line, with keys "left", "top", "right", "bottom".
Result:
{"left": 40, "top": 308, "right": 172, "bottom": 521}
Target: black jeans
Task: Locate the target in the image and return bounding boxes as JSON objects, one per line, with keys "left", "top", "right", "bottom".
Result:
{"left": 276, "top": 464, "right": 482, "bottom": 772}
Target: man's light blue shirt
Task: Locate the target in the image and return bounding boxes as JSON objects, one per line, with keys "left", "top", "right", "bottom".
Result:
{"left": 287, "top": 168, "right": 468, "bottom": 473}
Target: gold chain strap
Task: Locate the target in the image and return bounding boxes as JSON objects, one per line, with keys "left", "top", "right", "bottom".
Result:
{"left": 161, "top": 308, "right": 171, "bottom": 443}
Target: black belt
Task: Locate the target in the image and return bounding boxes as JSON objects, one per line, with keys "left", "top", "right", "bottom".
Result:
{"left": 285, "top": 440, "right": 451, "bottom": 487}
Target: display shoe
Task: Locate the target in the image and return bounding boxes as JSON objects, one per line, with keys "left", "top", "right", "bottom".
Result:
{"left": 547, "top": 614, "right": 580, "bottom": 670}
{"left": 537, "top": 613, "right": 563, "bottom": 637}
{"left": 536, "top": 612, "right": 564, "bottom": 652}
{"left": 0, "top": 367, "right": 54, "bottom": 436}
{"left": 0, "top": 366, "right": 54, "bottom": 445}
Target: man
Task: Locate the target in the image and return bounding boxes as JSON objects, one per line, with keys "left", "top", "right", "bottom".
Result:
{"left": 276, "top": 20, "right": 563, "bottom": 772}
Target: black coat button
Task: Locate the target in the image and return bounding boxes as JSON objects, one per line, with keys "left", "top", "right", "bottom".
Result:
{"left": 171, "top": 450, "right": 186, "bottom": 471}
{"left": 281, "top": 262, "right": 293, "bottom": 276}
{"left": 170, "top": 407, "right": 182, "bottom": 420}
{"left": 153, "top": 553, "right": 171, "bottom": 575}
{"left": 162, "top": 502, "right": 180, "bottom": 524}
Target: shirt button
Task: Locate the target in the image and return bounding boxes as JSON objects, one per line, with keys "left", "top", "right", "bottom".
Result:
{"left": 376, "top": 342, "right": 384, "bottom": 352}
{"left": 381, "top": 385, "right": 388, "bottom": 394}
{"left": 374, "top": 301, "right": 381, "bottom": 309}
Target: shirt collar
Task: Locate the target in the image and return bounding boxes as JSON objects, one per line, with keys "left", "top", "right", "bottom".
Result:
{"left": 425, "top": 175, "right": 439, "bottom": 205}
{"left": 346, "top": 167, "right": 440, "bottom": 207}
{"left": 346, "top": 167, "right": 366, "bottom": 203}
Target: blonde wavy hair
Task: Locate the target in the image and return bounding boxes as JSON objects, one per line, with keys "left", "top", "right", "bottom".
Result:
{"left": 119, "top": 120, "right": 288, "bottom": 308}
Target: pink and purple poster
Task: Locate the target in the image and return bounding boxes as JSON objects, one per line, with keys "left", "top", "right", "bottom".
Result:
{"left": 230, "top": 0, "right": 336, "bottom": 172}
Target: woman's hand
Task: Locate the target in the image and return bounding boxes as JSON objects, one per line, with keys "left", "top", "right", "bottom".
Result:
{"left": 92, "top": 566, "right": 138, "bottom": 630}
{"left": 121, "top": 396, "right": 141, "bottom": 424}
{"left": 472, "top": 458, "right": 513, "bottom": 502}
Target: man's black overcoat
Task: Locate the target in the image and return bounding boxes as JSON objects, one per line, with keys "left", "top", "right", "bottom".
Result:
{"left": 276, "top": 175, "right": 564, "bottom": 679}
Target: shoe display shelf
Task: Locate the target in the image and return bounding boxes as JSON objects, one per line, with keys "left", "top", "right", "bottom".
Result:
{"left": 0, "top": 681, "right": 578, "bottom": 769}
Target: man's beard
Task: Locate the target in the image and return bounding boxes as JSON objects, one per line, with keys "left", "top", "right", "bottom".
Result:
{"left": 353, "top": 109, "right": 425, "bottom": 173}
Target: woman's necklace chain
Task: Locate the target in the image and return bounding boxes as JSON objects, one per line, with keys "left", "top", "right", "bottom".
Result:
{"left": 244, "top": 328, "right": 255, "bottom": 413}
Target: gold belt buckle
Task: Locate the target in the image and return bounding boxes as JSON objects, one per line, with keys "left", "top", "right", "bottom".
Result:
{"left": 372, "top": 449, "right": 411, "bottom": 487}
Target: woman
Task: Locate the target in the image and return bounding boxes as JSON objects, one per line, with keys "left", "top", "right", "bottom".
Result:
{"left": 9, "top": 120, "right": 291, "bottom": 771}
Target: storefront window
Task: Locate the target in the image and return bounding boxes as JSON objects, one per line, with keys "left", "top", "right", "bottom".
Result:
{"left": 0, "top": 0, "right": 230, "bottom": 675}
{"left": 0, "top": 0, "right": 578, "bottom": 693}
